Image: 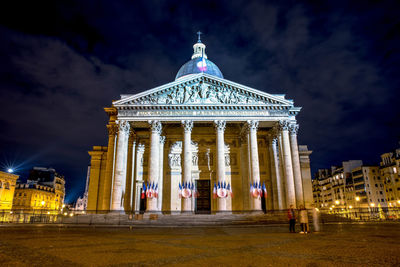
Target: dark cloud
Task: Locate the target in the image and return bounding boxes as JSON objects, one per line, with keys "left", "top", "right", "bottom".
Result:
{"left": 0, "top": 0, "right": 399, "bottom": 202}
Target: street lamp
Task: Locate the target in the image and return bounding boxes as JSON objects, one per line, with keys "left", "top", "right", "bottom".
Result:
{"left": 355, "top": 196, "right": 360, "bottom": 202}
{"left": 335, "top": 200, "right": 340, "bottom": 205}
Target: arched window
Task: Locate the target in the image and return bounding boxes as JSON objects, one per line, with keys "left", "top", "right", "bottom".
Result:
{"left": 5, "top": 182, "right": 10, "bottom": 189}
{"left": 0, "top": 181, "right": 2, "bottom": 188}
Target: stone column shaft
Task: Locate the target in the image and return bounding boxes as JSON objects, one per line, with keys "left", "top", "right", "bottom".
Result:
{"left": 248, "top": 120, "right": 261, "bottom": 211}
{"left": 111, "top": 121, "right": 130, "bottom": 210}
{"left": 124, "top": 131, "right": 135, "bottom": 212}
{"left": 271, "top": 136, "right": 284, "bottom": 210}
{"left": 147, "top": 121, "right": 161, "bottom": 212}
{"left": 158, "top": 136, "right": 165, "bottom": 211}
{"left": 130, "top": 140, "right": 136, "bottom": 212}
{"left": 182, "top": 121, "right": 193, "bottom": 212}
{"left": 215, "top": 120, "right": 226, "bottom": 211}
{"left": 289, "top": 124, "right": 304, "bottom": 207}
{"left": 280, "top": 120, "right": 296, "bottom": 208}
{"left": 101, "top": 124, "right": 117, "bottom": 211}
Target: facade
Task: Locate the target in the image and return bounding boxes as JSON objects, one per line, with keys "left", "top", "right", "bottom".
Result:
{"left": 75, "top": 166, "right": 90, "bottom": 211}
{"left": 313, "top": 161, "right": 388, "bottom": 219}
{"left": 12, "top": 167, "right": 65, "bottom": 212}
{"left": 380, "top": 147, "right": 400, "bottom": 207}
{"left": 87, "top": 37, "right": 313, "bottom": 213}
{"left": 0, "top": 171, "right": 19, "bottom": 210}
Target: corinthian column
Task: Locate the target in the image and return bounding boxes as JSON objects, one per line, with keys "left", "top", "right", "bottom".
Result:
{"left": 214, "top": 120, "right": 226, "bottom": 211}
{"left": 248, "top": 120, "right": 261, "bottom": 211}
{"left": 289, "top": 123, "right": 304, "bottom": 207}
{"left": 181, "top": 120, "right": 193, "bottom": 212}
{"left": 270, "top": 133, "right": 285, "bottom": 210}
{"left": 157, "top": 136, "right": 165, "bottom": 211}
{"left": 147, "top": 120, "right": 161, "bottom": 212}
{"left": 101, "top": 123, "right": 117, "bottom": 211}
{"left": 279, "top": 120, "right": 296, "bottom": 208}
{"left": 111, "top": 121, "right": 130, "bottom": 210}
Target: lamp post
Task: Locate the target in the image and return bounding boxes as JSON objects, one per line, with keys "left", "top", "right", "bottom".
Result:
{"left": 41, "top": 201, "right": 45, "bottom": 223}
{"left": 355, "top": 196, "right": 360, "bottom": 220}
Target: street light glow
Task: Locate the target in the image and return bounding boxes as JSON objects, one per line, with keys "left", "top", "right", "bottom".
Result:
{"left": 335, "top": 200, "right": 340, "bottom": 205}
{"left": 349, "top": 205, "right": 353, "bottom": 209}
{"left": 370, "top": 203, "right": 375, "bottom": 207}
{"left": 7, "top": 168, "right": 13, "bottom": 173}
{"left": 355, "top": 196, "right": 360, "bottom": 201}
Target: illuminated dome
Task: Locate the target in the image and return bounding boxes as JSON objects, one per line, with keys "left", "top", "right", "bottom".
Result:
{"left": 175, "top": 34, "right": 223, "bottom": 80}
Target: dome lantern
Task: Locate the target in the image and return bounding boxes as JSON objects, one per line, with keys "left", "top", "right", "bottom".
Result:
{"left": 175, "top": 32, "right": 223, "bottom": 80}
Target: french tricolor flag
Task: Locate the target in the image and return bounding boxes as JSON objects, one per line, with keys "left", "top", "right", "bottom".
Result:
{"left": 262, "top": 182, "right": 267, "bottom": 198}
{"left": 141, "top": 182, "right": 146, "bottom": 199}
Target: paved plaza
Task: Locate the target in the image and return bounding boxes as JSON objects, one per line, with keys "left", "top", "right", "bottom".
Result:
{"left": 0, "top": 223, "right": 399, "bottom": 266}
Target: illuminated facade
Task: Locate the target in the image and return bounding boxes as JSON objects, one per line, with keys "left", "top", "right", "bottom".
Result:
{"left": 12, "top": 167, "right": 65, "bottom": 212}
{"left": 380, "top": 147, "right": 400, "bottom": 208}
{"left": 313, "top": 161, "right": 389, "bottom": 219}
{"left": 87, "top": 37, "right": 313, "bottom": 213}
{"left": 0, "top": 171, "right": 19, "bottom": 210}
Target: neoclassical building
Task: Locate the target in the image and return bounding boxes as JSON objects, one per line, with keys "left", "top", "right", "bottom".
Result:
{"left": 87, "top": 37, "right": 313, "bottom": 213}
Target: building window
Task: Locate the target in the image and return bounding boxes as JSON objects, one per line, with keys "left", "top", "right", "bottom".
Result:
{"left": 5, "top": 182, "right": 10, "bottom": 189}
{"left": 380, "top": 191, "right": 383, "bottom": 194}
{"left": 375, "top": 184, "right": 378, "bottom": 187}
{"left": 0, "top": 181, "right": 2, "bottom": 188}
{"left": 381, "top": 199, "right": 385, "bottom": 202}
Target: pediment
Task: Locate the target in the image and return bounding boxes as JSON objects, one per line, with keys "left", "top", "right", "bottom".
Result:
{"left": 113, "top": 73, "right": 294, "bottom": 108}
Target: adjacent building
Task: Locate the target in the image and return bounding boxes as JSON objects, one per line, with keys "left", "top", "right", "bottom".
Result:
{"left": 74, "top": 166, "right": 90, "bottom": 211}
{"left": 380, "top": 147, "right": 400, "bottom": 208}
{"left": 87, "top": 36, "right": 313, "bottom": 214}
{"left": 0, "top": 170, "right": 19, "bottom": 210}
{"left": 12, "top": 167, "right": 65, "bottom": 212}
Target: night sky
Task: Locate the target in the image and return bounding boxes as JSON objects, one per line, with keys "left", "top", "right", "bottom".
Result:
{"left": 0, "top": 1, "right": 399, "bottom": 203}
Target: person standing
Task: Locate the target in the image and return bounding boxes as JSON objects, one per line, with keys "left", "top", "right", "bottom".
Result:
{"left": 312, "top": 205, "right": 320, "bottom": 232}
{"left": 299, "top": 205, "right": 309, "bottom": 234}
{"left": 287, "top": 205, "right": 296, "bottom": 233}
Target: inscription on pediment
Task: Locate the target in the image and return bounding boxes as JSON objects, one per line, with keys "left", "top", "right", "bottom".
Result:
{"left": 132, "top": 81, "right": 270, "bottom": 105}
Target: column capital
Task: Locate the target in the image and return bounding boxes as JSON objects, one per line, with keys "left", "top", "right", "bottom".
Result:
{"left": 148, "top": 120, "right": 162, "bottom": 134}
{"left": 247, "top": 120, "right": 259, "bottom": 131}
{"left": 214, "top": 120, "right": 226, "bottom": 132}
{"left": 181, "top": 120, "right": 194, "bottom": 133}
{"left": 106, "top": 124, "right": 118, "bottom": 136}
{"left": 160, "top": 136, "right": 166, "bottom": 145}
{"left": 289, "top": 123, "right": 299, "bottom": 135}
{"left": 117, "top": 120, "right": 130, "bottom": 134}
{"left": 137, "top": 143, "right": 145, "bottom": 153}
{"left": 278, "top": 120, "right": 290, "bottom": 131}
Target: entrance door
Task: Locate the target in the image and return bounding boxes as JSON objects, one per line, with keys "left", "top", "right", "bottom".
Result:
{"left": 195, "top": 180, "right": 211, "bottom": 214}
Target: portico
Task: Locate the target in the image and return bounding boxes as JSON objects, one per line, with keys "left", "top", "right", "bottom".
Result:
{"left": 87, "top": 37, "right": 313, "bottom": 214}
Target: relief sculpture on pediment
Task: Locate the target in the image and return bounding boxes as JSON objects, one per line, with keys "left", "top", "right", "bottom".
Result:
{"left": 139, "top": 81, "right": 269, "bottom": 105}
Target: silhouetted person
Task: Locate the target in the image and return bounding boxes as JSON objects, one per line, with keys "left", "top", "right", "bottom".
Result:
{"left": 287, "top": 205, "right": 296, "bottom": 233}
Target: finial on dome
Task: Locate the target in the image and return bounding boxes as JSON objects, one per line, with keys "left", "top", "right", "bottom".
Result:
{"left": 192, "top": 31, "right": 207, "bottom": 59}
{"left": 197, "top": 31, "right": 202, "bottom": 43}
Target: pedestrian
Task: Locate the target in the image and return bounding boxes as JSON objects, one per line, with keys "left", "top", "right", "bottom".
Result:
{"left": 287, "top": 204, "right": 296, "bottom": 233}
{"left": 299, "top": 205, "right": 308, "bottom": 234}
{"left": 312, "top": 205, "right": 320, "bottom": 232}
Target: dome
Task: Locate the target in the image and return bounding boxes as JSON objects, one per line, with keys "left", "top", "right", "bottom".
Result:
{"left": 175, "top": 35, "right": 223, "bottom": 80}
{"left": 175, "top": 57, "right": 224, "bottom": 80}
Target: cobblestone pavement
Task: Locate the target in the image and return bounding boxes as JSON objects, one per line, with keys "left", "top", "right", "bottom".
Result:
{"left": 0, "top": 223, "right": 399, "bottom": 266}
